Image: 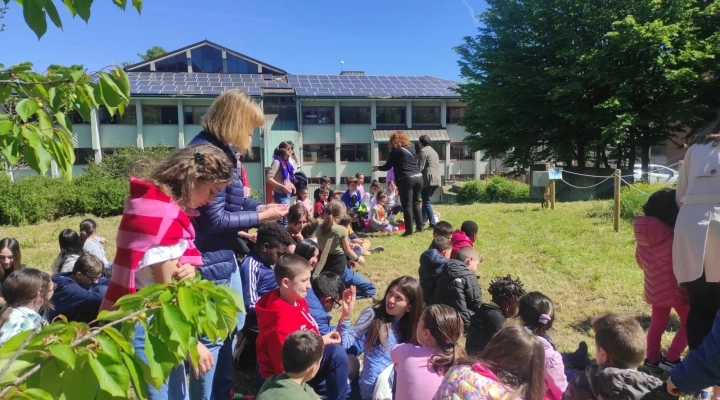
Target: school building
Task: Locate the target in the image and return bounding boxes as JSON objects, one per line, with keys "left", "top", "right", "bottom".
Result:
{"left": 63, "top": 40, "right": 494, "bottom": 197}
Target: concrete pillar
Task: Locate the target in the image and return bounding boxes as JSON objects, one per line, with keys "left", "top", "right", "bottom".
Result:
{"left": 474, "top": 150, "right": 482, "bottom": 180}
{"left": 186, "top": 50, "right": 193, "bottom": 73}
{"left": 50, "top": 160, "right": 59, "bottom": 178}
{"left": 177, "top": 99, "right": 185, "bottom": 148}
{"left": 441, "top": 101, "right": 447, "bottom": 128}
{"left": 371, "top": 100, "right": 377, "bottom": 130}
{"left": 90, "top": 108, "right": 102, "bottom": 162}
{"left": 445, "top": 142, "right": 451, "bottom": 181}
{"left": 297, "top": 99, "right": 303, "bottom": 132}
{"left": 406, "top": 101, "right": 412, "bottom": 129}
{"left": 371, "top": 141, "right": 379, "bottom": 182}
{"left": 135, "top": 99, "right": 144, "bottom": 149}
{"left": 334, "top": 101, "right": 341, "bottom": 188}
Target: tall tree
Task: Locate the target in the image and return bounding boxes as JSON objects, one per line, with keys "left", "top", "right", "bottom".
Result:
{"left": 120, "top": 45, "right": 167, "bottom": 68}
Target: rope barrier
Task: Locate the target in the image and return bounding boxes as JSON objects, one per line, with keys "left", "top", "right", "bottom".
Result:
{"left": 561, "top": 169, "right": 635, "bottom": 178}
{"left": 559, "top": 175, "right": 613, "bottom": 189}
{"left": 620, "top": 178, "right": 652, "bottom": 196}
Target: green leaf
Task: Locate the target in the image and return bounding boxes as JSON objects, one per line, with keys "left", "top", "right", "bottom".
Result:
{"left": 0, "top": 359, "right": 34, "bottom": 385}
{"left": 37, "top": 109, "right": 53, "bottom": 135}
{"left": 60, "top": 354, "right": 98, "bottom": 400}
{"left": 122, "top": 352, "right": 150, "bottom": 400}
{"left": 18, "top": 388, "right": 54, "bottom": 400}
{"left": 96, "top": 308, "right": 132, "bottom": 322}
{"left": 84, "top": 83, "right": 101, "bottom": 108}
{"left": 177, "top": 286, "right": 203, "bottom": 324}
{"left": 0, "top": 120, "right": 13, "bottom": 135}
{"left": 54, "top": 111, "right": 72, "bottom": 133}
{"left": 47, "top": 87, "right": 61, "bottom": 112}
{"left": 15, "top": 99, "right": 40, "bottom": 122}
{"left": 113, "top": 293, "right": 145, "bottom": 309}
{"left": 95, "top": 334, "right": 122, "bottom": 362}
{"left": 110, "top": 67, "right": 130, "bottom": 100}
{"left": 144, "top": 326, "right": 178, "bottom": 385}
{"left": 69, "top": 67, "right": 85, "bottom": 83}
{"left": 49, "top": 343, "right": 76, "bottom": 367}
{"left": 103, "top": 326, "right": 134, "bottom": 354}
{"left": 72, "top": 0, "right": 92, "bottom": 22}
{"left": 160, "top": 302, "right": 192, "bottom": 354}
{"left": 62, "top": 0, "right": 77, "bottom": 17}
{"left": 88, "top": 352, "right": 127, "bottom": 397}
{"left": 132, "top": 0, "right": 142, "bottom": 13}
{"left": 0, "top": 134, "right": 21, "bottom": 165}
{"left": 20, "top": 125, "right": 41, "bottom": 148}
{"left": 22, "top": 129, "right": 52, "bottom": 174}
{"left": 43, "top": 0, "right": 63, "bottom": 29}
{"left": 112, "top": 0, "right": 127, "bottom": 10}
{"left": 99, "top": 72, "right": 122, "bottom": 108}
{"left": 28, "top": 358, "right": 65, "bottom": 398}
{"left": 23, "top": 0, "right": 48, "bottom": 39}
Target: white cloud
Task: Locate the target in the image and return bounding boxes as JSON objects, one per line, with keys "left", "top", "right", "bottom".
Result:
{"left": 460, "top": 0, "right": 480, "bottom": 27}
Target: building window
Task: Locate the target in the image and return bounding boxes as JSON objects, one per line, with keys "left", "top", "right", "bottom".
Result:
{"left": 378, "top": 143, "right": 391, "bottom": 161}
{"left": 340, "top": 144, "right": 370, "bottom": 162}
{"left": 143, "top": 106, "right": 179, "bottom": 124}
{"left": 308, "top": 177, "right": 337, "bottom": 185}
{"left": 190, "top": 47, "right": 222, "bottom": 73}
{"left": 340, "top": 107, "right": 371, "bottom": 124}
{"left": 183, "top": 106, "right": 208, "bottom": 125}
{"left": 447, "top": 107, "right": 466, "bottom": 124}
{"left": 240, "top": 147, "right": 262, "bottom": 163}
{"left": 430, "top": 142, "right": 447, "bottom": 159}
{"left": 376, "top": 107, "right": 406, "bottom": 125}
{"left": 227, "top": 54, "right": 259, "bottom": 74}
{"left": 650, "top": 144, "right": 665, "bottom": 155}
{"left": 412, "top": 107, "right": 441, "bottom": 125}
{"left": 154, "top": 54, "right": 189, "bottom": 73}
{"left": 450, "top": 143, "right": 474, "bottom": 160}
{"left": 303, "top": 144, "right": 335, "bottom": 162}
{"left": 99, "top": 105, "right": 137, "bottom": 124}
{"left": 68, "top": 110, "right": 89, "bottom": 124}
{"left": 303, "top": 107, "right": 334, "bottom": 125}
{"left": 74, "top": 148, "right": 95, "bottom": 165}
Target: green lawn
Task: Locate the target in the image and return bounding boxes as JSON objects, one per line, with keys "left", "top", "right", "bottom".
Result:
{"left": 1, "top": 200, "right": 678, "bottom": 394}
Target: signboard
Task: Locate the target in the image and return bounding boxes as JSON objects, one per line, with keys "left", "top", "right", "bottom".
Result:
{"left": 548, "top": 166, "right": 563, "bottom": 180}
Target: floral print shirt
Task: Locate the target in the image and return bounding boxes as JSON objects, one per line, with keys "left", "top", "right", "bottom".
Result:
{"left": 0, "top": 307, "right": 44, "bottom": 346}
{"left": 433, "top": 364, "right": 513, "bottom": 400}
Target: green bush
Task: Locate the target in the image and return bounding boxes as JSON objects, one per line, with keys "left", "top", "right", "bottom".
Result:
{"left": 586, "top": 183, "right": 671, "bottom": 222}
{"left": 84, "top": 146, "right": 174, "bottom": 180}
{"left": 457, "top": 177, "right": 530, "bottom": 204}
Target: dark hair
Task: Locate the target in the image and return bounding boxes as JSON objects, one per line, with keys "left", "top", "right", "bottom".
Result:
{"left": 0, "top": 238, "right": 22, "bottom": 276}
{"left": 430, "top": 237, "right": 452, "bottom": 252}
{"left": 642, "top": 188, "right": 679, "bottom": 227}
{"left": 690, "top": 119, "right": 720, "bottom": 146}
{"left": 370, "top": 180, "right": 382, "bottom": 191}
{"left": 311, "top": 271, "right": 344, "bottom": 301}
{"left": 256, "top": 222, "right": 294, "bottom": 250}
{"left": 433, "top": 221, "right": 454, "bottom": 238}
{"left": 287, "top": 204, "right": 309, "bottom": 228}
{"left": 592, "top": 313, "right": 645, "bottom": 369}
{"left": 58, "top": 229, "right": 83, "bottom": 261}
{"left": 321, "top": 200, "right": 346, "bottom": 235}
{"left": 282, "top": 330, "right": 324, "bottom": 374}
{"left": 346, "top": 176, "right": 359, "bottom": 185}
{"left": 72, "top": 253, "right": 104, "bottom": 276}
{"left": 274, "top": 254, "right": 312, "bottom": 284}
{"left": 346, "top": 209, "right": 358, "bottom": 220}
{"left": 320, "top": 176, "right": 331, "bottom": 185}
{"left": 456, "top": 247, "right": 481, "bottom": 264}
{"left": 460, "top": 220, "right": 479, "bottom": 237}
{"left": 488, "top": 275, "right": 526, "bottom": 302}
{"left": 424, "top": 305, "right": 466, "bottom": 375}
{"left": 0, "top": 268, "right": 53, "bottom": 330}
{"left": 365, "top": 276, "right": 423, "bottom": 349}
{"left": 355, "top": 172, "right": 365, "bottom": 179}
{"left": 419, "top": 135, "right": 432, "bottom": 147}
{"left": 518, "top": 292, "right": 555, "bottom": 335}
{"left": 301, "top": 220, "right": 319, "bottom": 240}
{"left": 318, "top": 188, "right": 330, "bottom": 196}
{"left": 295, "top": 239, "right": 320, "bottom": 263}
{"left": 376, "top": 191, "right": 387, "bottom": 202}
{"left": 338, "top": 214, "right": 352, "bottom": 227}
{"left": 79, "top": 219, "right": 97, "bottom": 246}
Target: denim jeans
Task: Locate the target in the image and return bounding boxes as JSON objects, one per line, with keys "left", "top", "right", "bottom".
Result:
{"left": 421, "top": 185, "right": 438, "bottom": 225}
{"left": 133, "top": 323, "right": 188, "bottom": 400}
{"left": 188, "top": 263, "right": 246, "bottom": 400}
{"left": 273, "top": 192, "right": 292, "bottom": 227}
{"left": 342, "top": 266, "right": 377, "bottom": 300}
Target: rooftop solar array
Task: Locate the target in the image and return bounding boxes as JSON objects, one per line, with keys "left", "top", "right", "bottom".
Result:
{"left": 128, "top": 72, "right": 460, "bottom": 98}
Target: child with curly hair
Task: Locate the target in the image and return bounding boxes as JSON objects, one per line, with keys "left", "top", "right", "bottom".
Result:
{"left": 466, "top": 275, "right": 526, "bottom": 354}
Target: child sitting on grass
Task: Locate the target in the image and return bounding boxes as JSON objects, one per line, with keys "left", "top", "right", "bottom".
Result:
{"left": 563, "top": 313, "right": 664, "bottom": 400}
{"left": 256, "top": 330, "right": 325, "bottom": 400}
{"left": 466, "top": 275, "right": 526, "bottom": 355}
{"left": 432, "top": 221, "right": 454, "bottom": 240}
{"left": 371, "top": 191, "right": 395, "bottom": 233}
{"left": 451, "top": 220, "right": 478, "bottom": 259}
{"left": 50, "top": 253, "right": 108, "bottom": 323}
{"left": 433, "top": 246, "right": 483, "bottom": 330}
{"left": 296, "top": 187, "right": 313, "bottom": 216}
{"left": 314, "top": 188, "right": 330, "bottom": 220}
{"left": 419, "top": 237, "right": 452, "bottom": 306}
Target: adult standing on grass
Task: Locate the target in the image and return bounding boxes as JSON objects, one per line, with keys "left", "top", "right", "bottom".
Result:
{"left": 267, "top": 141, "right": 296, "bottom": 227}
{"left": 417, "top": 135, "right": 441, "bottom": 229}
{"left": 673, "top": 124, "right": 720, "bottom": 377}
{"left": 188, "top": 89, "right": 288, "bottom": 400}
{"left": 372, "top": 131, "right": 424, "bottom": 236}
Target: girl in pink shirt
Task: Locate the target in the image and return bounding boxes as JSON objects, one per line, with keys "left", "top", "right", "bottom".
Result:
{"left": 391, "top": 304, "right": 465, "bottom": 400}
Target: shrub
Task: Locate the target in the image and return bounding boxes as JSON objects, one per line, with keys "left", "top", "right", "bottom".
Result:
{"left": 585, "top": 183, "right": 671, "bottom": 222}
{"left": 457, "top": 177, "right": 530, "bottom": 204}
{"left": 84, "top": 146, "right": 174, "bottom": 180}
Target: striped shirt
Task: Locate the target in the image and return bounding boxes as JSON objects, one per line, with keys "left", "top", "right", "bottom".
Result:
{"left": 240, "top": 253, "right": 278, "bottom": 314}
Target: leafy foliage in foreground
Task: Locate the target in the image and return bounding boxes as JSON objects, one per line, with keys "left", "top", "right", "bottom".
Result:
{"left": 0, "top": 277, "right": 243, "bottom": 400}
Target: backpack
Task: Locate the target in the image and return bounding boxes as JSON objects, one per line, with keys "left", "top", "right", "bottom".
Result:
{"left": 294, "top": 171, "right": 308, "bottom": 192}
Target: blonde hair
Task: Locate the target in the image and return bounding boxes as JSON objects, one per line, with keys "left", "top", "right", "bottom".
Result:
{"left": 321, "top": 200, "right": 347, "bottom": 235}
{"left": 144, "top": 145, "right": 233, "bottom": 211}
{"left": 202, "top": 89, "right": 264, "bottom": 156}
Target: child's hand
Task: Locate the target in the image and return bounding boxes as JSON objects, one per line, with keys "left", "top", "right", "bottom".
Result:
{"left": 322, "top": 331, "right": 341, "bottom": 345}
{"left": 665, "top": 379, "right": 681, "bottom": 396}
{"left": 259, "top": 204, "right": 289, "bottom": 221}
{"left": 99, "top": 237, "right": 108, "bottom": 245}
{"left": 341, "top": 286, "right": 356, "bottom": 319}
{"left": 191, "top": 342, "right": 215, "bottom": 378}
{"left": 174, "top": 263, "right": 196, "bottom": 280}
{"left": 356, "top": 256, "right": 365, "bottom": 265}
{"left": 291, "top": 232, "right": 304, "bottom": 242}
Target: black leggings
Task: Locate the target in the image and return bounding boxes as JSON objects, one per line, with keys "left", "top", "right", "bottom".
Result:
{"left": 684, "top": 275, "right": 720, "bottom": 349}
{"left": 397, "top": 175, "right": 423, "bottom": 234}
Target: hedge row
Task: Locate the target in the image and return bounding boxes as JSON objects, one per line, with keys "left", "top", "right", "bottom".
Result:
{"left": 586, "top": 183, "right": 672, "bottom": 222}
{"left": 456, "top": 177, "right": 531, "bottom": 204}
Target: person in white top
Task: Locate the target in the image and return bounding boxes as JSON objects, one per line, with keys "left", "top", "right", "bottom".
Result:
{"left": 79, "top": 218, "right": 108, "bottom": 264}
{"left": 50, "top": 229, "right": 83, "bottom": 274}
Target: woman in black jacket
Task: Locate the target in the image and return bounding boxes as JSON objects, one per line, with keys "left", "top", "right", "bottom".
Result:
{"left": 372, "top": 131, "right": 423, "bottom": 236}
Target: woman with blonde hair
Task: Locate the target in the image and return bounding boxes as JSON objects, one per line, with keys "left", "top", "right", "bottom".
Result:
{"left": 372, "top": 131, "right": 424, "bottom": 236}
{"left": 188, "top": 89, "right": 288, "bottom": 399}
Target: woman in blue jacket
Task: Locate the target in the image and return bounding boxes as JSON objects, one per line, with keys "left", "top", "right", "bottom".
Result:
{"left": 188, "top": 89, "right": 288, "bottom": 400}
{"left": 668, "top": 309, "right": 720, "bottom": 397}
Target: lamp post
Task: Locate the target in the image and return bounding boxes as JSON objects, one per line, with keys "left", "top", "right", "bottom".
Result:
{"left": 340, "top": 60, "right": 344, "bottom": 73}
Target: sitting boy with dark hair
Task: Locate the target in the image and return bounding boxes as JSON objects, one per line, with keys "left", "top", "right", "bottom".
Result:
{"left": 433, "top": 246, "right": 484, "bottom": 330}
{"left": 466, "top": 275, "right": 526, "bottom": 354}
{"left": 563, "top": 313, "right": 665, "bottom": 400}
{"left": 340, "top": 176, "right": 362, "bottom": 209}
{"left": 255, "top": 254, "right": 350, "bottom": 399}
{"left": 451, "top": 220, "right": 478, "bottom": 258}
{"left": 50, "top": 253, "right": 108, "bottom": 323}
{"left": 433, "top": 221, "right": 454, "bottom": 240}
{"left": 419, "top": 236, "right": 452, "bottom": 305}
{"left": 256, "top": 330, "right": 325, "bottom": 400}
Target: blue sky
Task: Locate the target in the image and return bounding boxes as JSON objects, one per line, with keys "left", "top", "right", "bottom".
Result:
{"left": 2, "top": 0, "right": 487, "bottom": 80}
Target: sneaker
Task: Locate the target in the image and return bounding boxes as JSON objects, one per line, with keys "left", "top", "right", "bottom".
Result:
{"left": 659, "top": 357, "right": 680, "bottom": 372}
{"left": 370, "top": 246, "right": 385, "bottom": 253}
{"left": 643, "top": 358, "right": 660, "bottom": 369}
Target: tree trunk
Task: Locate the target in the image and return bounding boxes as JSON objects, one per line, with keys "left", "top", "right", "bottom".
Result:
{"left": 640, "top": 143, "right": 651, "bottom": 183}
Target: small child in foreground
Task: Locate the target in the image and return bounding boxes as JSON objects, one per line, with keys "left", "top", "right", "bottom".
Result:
{"left": 466, "top": 275, "right": 526, "bottom": 355}
{"left": 563, "top": 313, "right": 666, "bottom": 400}
{"left": 256, "top": 330, "right": 324, "bottom": 400}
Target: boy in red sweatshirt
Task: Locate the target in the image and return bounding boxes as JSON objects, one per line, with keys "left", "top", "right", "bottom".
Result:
{"left": 451, "top": 220, "right": 478, "bottom": 258}
{"left": 255, "top": 253, "right": 350, "bottom": 400}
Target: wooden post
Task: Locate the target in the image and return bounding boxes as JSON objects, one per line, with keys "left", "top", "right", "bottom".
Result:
{"left": 550, "top": 180, "right": 556, "bottom": 210}
{"left": 614, "top": 169, "right": 621, "bottom": 232}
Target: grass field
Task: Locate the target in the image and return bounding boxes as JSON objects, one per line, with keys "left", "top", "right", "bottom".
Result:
{"left": 1, "top": 200, "right": 679, "bottom": 394}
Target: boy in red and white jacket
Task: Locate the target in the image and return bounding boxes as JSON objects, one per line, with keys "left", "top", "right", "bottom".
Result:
{"left": 255, "top": 254, "right": 351, "bottom": 400}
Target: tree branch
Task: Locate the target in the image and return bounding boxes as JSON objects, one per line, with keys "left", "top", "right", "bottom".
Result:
{"left": 0, "top": 326, "right": 40, "bottom": 383}
{"left": 0, "top": 306, "right": 159, "bottom": 398}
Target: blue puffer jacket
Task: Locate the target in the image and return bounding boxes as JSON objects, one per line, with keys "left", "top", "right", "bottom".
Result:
{"left": 671, "top": 309, "right": 720, "bottom": 394}
{"left": 189, "top": 131, "right": 262, "bottom": 282}
{"left": 418, "top": 248, "right": 447, "bottom": 304}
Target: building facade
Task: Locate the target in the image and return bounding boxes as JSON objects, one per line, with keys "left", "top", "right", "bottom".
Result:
{"left": 65, "top": 41, "right": 491, "bottom": 197}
